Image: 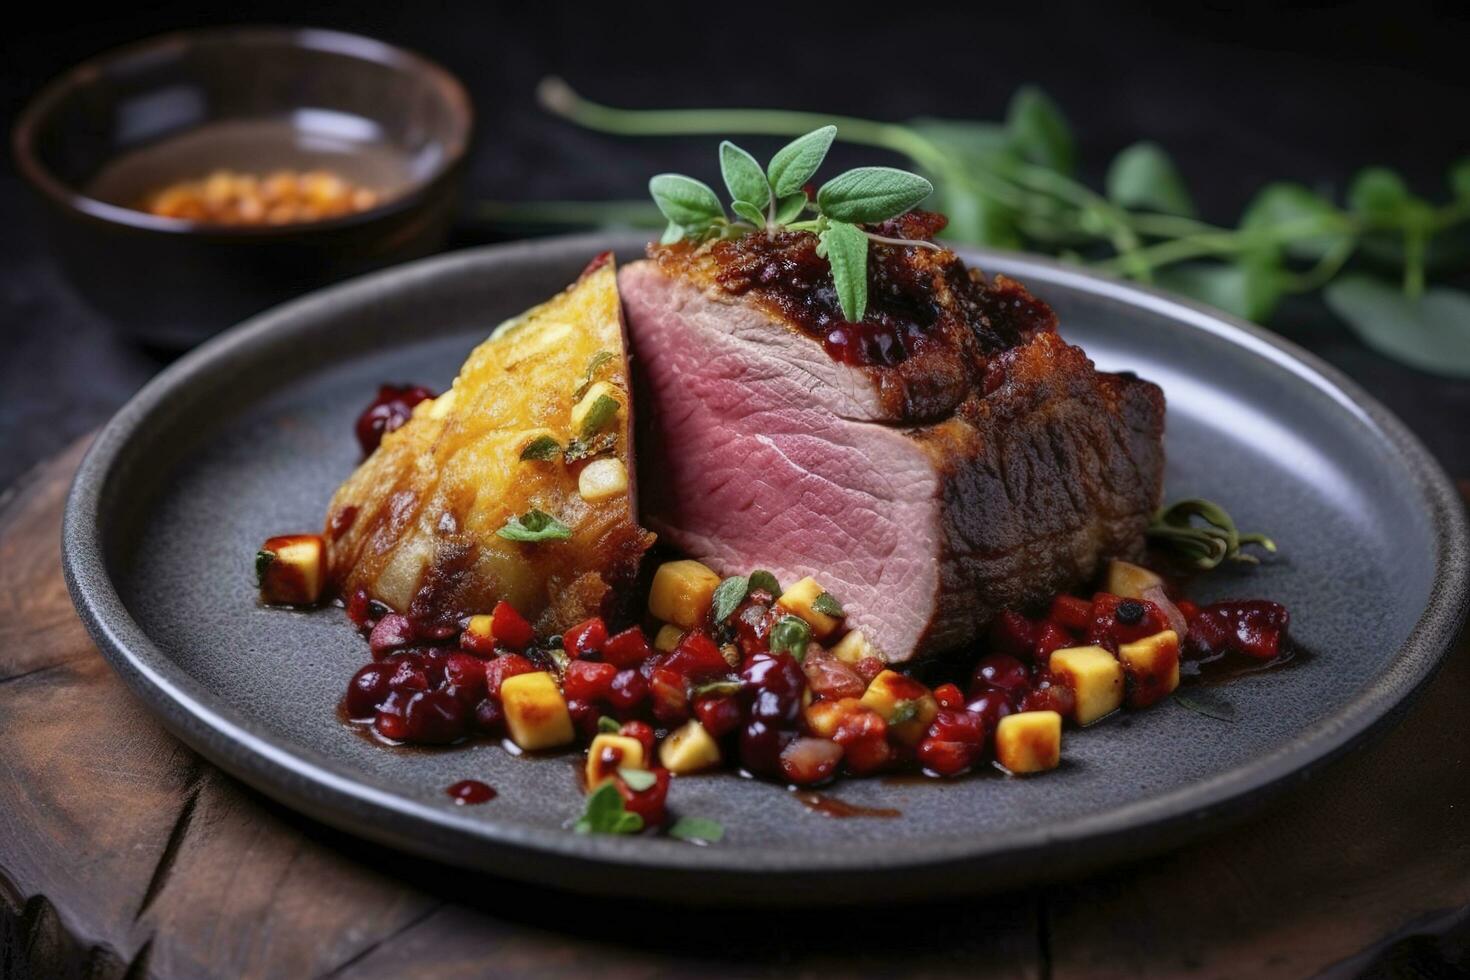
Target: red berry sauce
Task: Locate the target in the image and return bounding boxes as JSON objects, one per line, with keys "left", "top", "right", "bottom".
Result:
{"left": 447, "top": 779, "right": 496, "bottom": 805}
{"left": 355, "top": 384, "right": 435, "bottom": 456}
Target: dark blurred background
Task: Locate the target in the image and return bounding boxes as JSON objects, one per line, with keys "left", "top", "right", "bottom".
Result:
{"left": 2, "top": 0, "right": 1467, "bottom": 490}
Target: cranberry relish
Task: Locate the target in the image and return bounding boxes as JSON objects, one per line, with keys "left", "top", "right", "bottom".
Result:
{"left": 337, "top": 557, "right": 1291, "bottom": 825}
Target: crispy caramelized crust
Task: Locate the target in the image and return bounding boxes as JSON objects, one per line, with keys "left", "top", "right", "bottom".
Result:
{"left": 325, "top": 257, "right": 654, "bottom": 633}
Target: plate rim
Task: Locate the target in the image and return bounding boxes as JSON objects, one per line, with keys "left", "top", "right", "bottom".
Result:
{"left": 61, "top": 232, "right": 1470, "bottom": 900}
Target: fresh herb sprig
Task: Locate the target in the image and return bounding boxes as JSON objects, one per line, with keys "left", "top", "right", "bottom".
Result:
{"left": 648, "top": 127, "right": 934, "bottom": 321}
{"left": 1147, "top": 498, "right": 1276, "bottom": 570}
{"left": 502, "top": 78, "right": 1470, "bottom": 377}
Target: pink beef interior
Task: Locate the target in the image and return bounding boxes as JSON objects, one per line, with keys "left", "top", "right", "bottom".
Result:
{"left": 620, "top": 260, "right": 940, "bottom": 660}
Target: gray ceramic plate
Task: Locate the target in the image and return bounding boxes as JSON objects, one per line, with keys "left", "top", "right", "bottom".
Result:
{"left": 63, "top": 233, "right": 1468, "bottom": 904}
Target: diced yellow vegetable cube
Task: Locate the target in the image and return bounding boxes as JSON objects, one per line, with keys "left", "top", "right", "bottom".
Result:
{"left": 648, "top": 560, "right": 721, "bottom": 629}
{"left": 500, "top": 671, "right": 574, "bottom": 751}
{"left": 777, "top": 576, "right": 842, "bottom": 640}
{"left": 1048, "top": 645, "right": 1124, "bottom": 726}
{"left": 830, "top": 628, "right": 881, "bottom": 665}
{"left": 585, "top": 733, "right": 646, "bottom": 788}
{"left": 803, "top": 697, "right": 867, "bottom": 739}
{"left": 256, "top": 534, "right": 326, "bottom": 606}
{"left": 653, "top": 623, "right": 684, "bottom": 653}
{"left": 1119, "top": 630, "right": 1181, "bottom": 709}
{"left": 570, "top": 380, "right": 622, "bottom": 433}
{"left": 659, "top": 720, "right": 722, "bottom": 774}
{"left": 577, "top": 457, "right": 628, "bottom": 502}
{"left": 461, "top": 614, "right": 495, "bottom": 651}
{"left": 859, "top": 670, "right": 938, "bottom": 745}
{"left": 996, "top": 711, "right": 1062, "bottom": 773}
{"left": 1105, "top": 559, "right": 1164, "bottom": 600}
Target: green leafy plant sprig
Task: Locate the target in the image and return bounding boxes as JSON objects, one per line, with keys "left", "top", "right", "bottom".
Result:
{"left": 491, "top": 78, "right": 1470, "bottom": 377}
{"left": 648, "top": 126, "right": 935, "bottom": 321}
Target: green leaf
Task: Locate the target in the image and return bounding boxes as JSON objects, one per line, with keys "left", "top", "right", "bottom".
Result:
{"left": 1323, "top": 274, "right": 1470, "bottom": 377}
{"left": 649, "top": 173, "right": 724, "bottom": 227}
{"left": 731, "top": 200, "right": 766, "bottom": 227}
{"left": 1105, "top": 141, "right": 1195, "bottom": 217}
{"left": 768, "top": 614, "right": 812, "bottom": 661}
{"left": 617, "top": 767, "right": 657, "bottom": 791}
{"left": 816, "top": 167, "right": 933, "bottom": 224}
{"left": 720, "top": 140, "right": 771, "bottom": 210}
{"left": 1450, "top": 158, "right": 1470, "bottom": 202}
{"left": 518, "top": 435, "right": 562, "bottom": 461}
{"left": 1158, "top": 258, "right": 1284, "bottom": 322}
{"left": 710, "top": 575, "right": 749, "bottom": 623}
{"left": 909, "top": 118, "right": 1019, "bottom": 169}
{"left": 668, "top": 816, "right": 725, "bottom": 844}
{"left": 767, "top": 126, "right": 837, "bottom": 197}
{"left": 496, "top": 509, "right": 573, "bottom": 542}
{"left": 889, "top": 699, "right": 919, "bottom": 726}
{"left": 1240, "top": 182, "right": 1346, "bottom": 262}
{"left": 563, "top": 433, "right": 617, "bottom": 463}
{"left": 659, "top": 221, "right": 687, "bottom": 245}
{"left": 1006, "top": 85, "right": 1075, "bottom": 175}
{"left": 597, "top": 715, "right": 621, "bottom": 734}
{"left": 691, "top": 679, "right": 742, "bottom": 698}
{"left": 573, "top": 350, "right": 616, "bottom": 399}
{"left": 773, "top": 192, "right": 808, "bottom": 224}
{"left": 819, "top": 220, "right": 869, "bottom": 322}
{"left": 578, "top": 394, "right": 620, "bottom": 438}
{"left": 1348, "top": 167, "right": 1412, "bottom": 223}
{"left": 1148, "top": 498, "right": 1275, "bottom": 570}
{"left": 811, "top": 592, "right": 845, "bottom": 617}
{"left": 748, "top": 570, "right": 782, "bottom": 596}
{"left": 573, "top": 782, "right": 644, "bottom": 835}
{"left": 1174, "top": 692, "right": 1236, "bottom": 722}
{"left": 254, "top": 550, "right": 276, "bottom": 585}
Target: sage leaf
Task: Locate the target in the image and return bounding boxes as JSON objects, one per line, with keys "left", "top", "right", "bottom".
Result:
{"left": 1158, "top": 257, "right": 1283, "bottom": 322}
{"left": 819, "top": 220, "right": 869, "bottom": 322}
{"left": 731, "top": 200, "right": 766, "bottom": 227}
{"left": 649, "top": 173, "right": 724, "bottom": 227}
{"left": 497, "top": 509, "right": 572, "bottom": 542}
{"left": 748, "top": 570, "right": 782, "bottom": 595}
{"left": 1006, "top": 85, "right": 1075, "bottom": 175}
{"left": 668, "top": 816, "right": 725, "bottom": 844}
{"left": 768, "top": 615, "right": 812, "bottom": 661}
{"left": 574, "top": 782, "right": 643, "bottom": 835}
{"left": 518, "top": 435, "right": 562, "bottom": 461}
{"left": 773, "top": 192, "right": 808, "bottom": 224}
{"left": 597, "top": 715, "right": 621, "bottom": 734}
{"left": 811, "top": 592, "right": 845, "bottom": 617}
{"left": 617, "top": 767, "right": 657, "bottom": 792}
{"left": 817, "top": 167, "right": 933, "bottom": 224}
{"left": 579, "top": 393, "right": 620, "bottom": 438}
{"left": 711, "top": 575, "right": 750, "bottom": 623}
{"left": 768, "top": 126, "right": 836, "bottom": 197}
{"left": 573, "top": 350, "right": 616, "bottom": 400}
{"left": 1323, "top": 275, "right": 1470, "bottom": 378}
{"left": 1240, "top": 182, "right": 1346, "bottom": 262}
{"left": 1348, "top": 167, "right": 1413, "bottom": 222}
{"left": 1105, "top": 141, "right": 1195, "bottom": 217}
{"left": 720, "top": 140, "right": 771, "bottom": 211}
{"left": 659, "top": 221, "right": 687, "bottom": 245}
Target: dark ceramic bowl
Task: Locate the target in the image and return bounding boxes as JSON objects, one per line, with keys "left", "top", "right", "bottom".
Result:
{"left": 13, "top": 26, "right": 472, "bottom": 348}
{"left": 61, "top": 233, "right": 1469, "bottom": 904}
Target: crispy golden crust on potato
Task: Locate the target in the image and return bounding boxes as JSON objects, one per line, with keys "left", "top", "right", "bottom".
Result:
{"left": 325, "top": 256, "right": 654, "bottom": 633}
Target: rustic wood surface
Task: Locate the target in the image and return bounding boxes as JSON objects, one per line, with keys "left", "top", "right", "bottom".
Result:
{"left": 1, "top": 439, "right": 1466, "bottom": 979}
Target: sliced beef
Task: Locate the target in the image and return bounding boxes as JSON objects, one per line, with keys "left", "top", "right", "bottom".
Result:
{"left": 619, "top": 220, "right": 1164, "bottom": 663}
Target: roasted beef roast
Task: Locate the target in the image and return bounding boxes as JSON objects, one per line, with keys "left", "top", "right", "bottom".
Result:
{"left": 619, "top": 213, "right": 1165, "bottom": 663}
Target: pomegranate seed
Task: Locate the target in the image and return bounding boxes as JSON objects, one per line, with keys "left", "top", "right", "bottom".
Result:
{"left": 607, "top": 669, "right": 650, "bottom": 713}
{"left": 490, "top": 601, "right": 535, "bottom": 651}
{"left": 965, "top": 689, "right": 1015, "bottom": 734}
{"left": 484, "top": 653, "right": 536, "bottom": 698}
{"left": 917, "top": 737, "right": 974, "bottom": 776}
{"left": 564, "top": 660, "right": 617, "bottom": 702}
{"left": 473, "top": 698, "right": 505, "bottom": 734}
{"left": 443, "top": 652, "right": 488, "bottom": 704}
{"left": 780, "top": 737, "right": 844, "bottom": 785}
{"left": 602, "top": 626, "right": 653, "bottom": 669}
{"left": 649, "top": 666, "right": 690, "bottom": 725}
{"left": 970, "top": 653, "right": 1031, "bottom": 696}
{"left": 402, "top": 690, "right": 467, "bottom": 744}
{"left": 344, "top": 663, "right": 391, "bottom": 719}
{"left": 694, "top": 695, "right": 741, "bottom": 738}
{"left": 369, "top": 614, "right": 415, "bottom": 657}
{"left": 988, "top": 610, "right": 1035, "bottom": 659}
{"left": 355, "top": 383, "right": 434, "bottom": 455}
{"left": 616, "top": 767, "right": 670, "bottom": 826}
{"left": 619, "top": 720, "right": 656, "bottom": 760}
{"left": 564, "top": 617, "right": 608, "bottom": 658}
{"left": 663, "top": 631, "right": 728, "bottom": 681}
{"left": 932, "top": 682, "right": 965, "bottom": 710}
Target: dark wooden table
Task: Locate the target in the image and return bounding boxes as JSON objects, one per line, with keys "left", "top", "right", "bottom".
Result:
{"left": 1, "top": 438, "right": 1467, "bottom": 979}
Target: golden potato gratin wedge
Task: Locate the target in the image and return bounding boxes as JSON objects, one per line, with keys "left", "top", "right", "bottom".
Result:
{"left": 324, "top": 254, "right": 654, "bottom": 634}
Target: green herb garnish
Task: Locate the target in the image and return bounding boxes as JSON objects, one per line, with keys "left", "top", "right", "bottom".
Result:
{"left": 573, "top": 782, "right": 643, "bottom": 835}
{"left": 496, "top": 508, "right": 573, "bottom": 542}
{"left": 691, "top": 679, "right": 743, "bottom": 699}
{"left": 668, "top": 816, "right": 725, "bottom": 844}
{"left": 564, "top": 433, "right": 617, "bottom": 463}
{"left": 574, "top": 350, "right": 617, "bottom": 400}
{"left": 519, "top": 435, "right": 562, "bottom": 461}
{"left": 748, "top": 570, "right": 782, "bottom": 596}
{"left": 254, "top": 549, "right": 277, "bottom": 585}
{"left": 578, "top": 393, "right": 620, "bottom": 438}
{"left": 617, "top": 767, "right": 657, "bottom": 792}
{"left": 710, "top": 575, "right": 749, "bottom": 622}
{"left": 768, "top": 614, "right": 812, "bottom": 661}
{"left": 1147, "top": 498, "right": 1276, "bottom": 570}
{"left": 811, "top": 592, "right": 845, "bottom": 617}
{"left": 647, "top": 128, "right": 934, "bottom": 322}
{"left": 596, "top": 715, "right": 621, "bottom": 734}
{"left": 889, "top": 699, "right": 920, "bottom": 726}
{"left": 1174, "top": 692, "right": 1236, "bottom": 722}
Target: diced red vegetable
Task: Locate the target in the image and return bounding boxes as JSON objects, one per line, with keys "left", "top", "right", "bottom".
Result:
{"left": 564, "top": 617, "right": 608, "bottom": 658}
{"left": 602, "top": 626, "right": 653, "bottom": 669}
{"left": 563, "top": 659, "right": 617, "bottom": 702}
{"left": 484, "top": 653, "right": 536, "bottom": 698}
{"left": 490, "top": 601, "right": 535, "bottom": 651}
